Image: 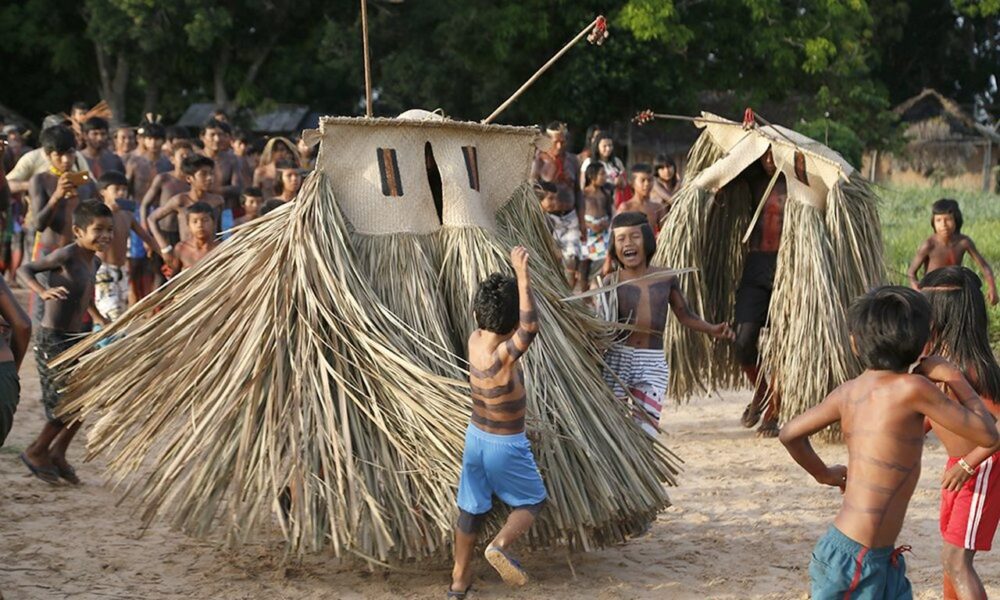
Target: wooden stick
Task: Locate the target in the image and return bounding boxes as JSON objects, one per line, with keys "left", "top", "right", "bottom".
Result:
{"left": 482, "top": 16, "right": 603, "bottom": 124}
{"left": 361, "top": 0, "right": 373, "bottom": 118}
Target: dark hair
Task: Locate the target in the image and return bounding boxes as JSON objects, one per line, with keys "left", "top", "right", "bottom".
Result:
{"left": 202, "top": 118, "right": 231, "bottom": 136}
{"left": 186, "top": 201, "right": 215, "bottom": 219}
{"left": 98, "top": 170, "right": 128, "bottom": 190}
{"left": 82, "top": 117, "right": 109, "bottom": 133}
{"left": 73, "top": 199, "right": 113, "bottom": 229}
{"left": 583, "top": 124, "right": 605, "bottom": 149}
{"left": 40, "top": 126, "right": 77, "bottom": 154}
{"left": 211, "top": 108, "right": 228, "bottom": 120}
{"left": 165, "top": 126, "right": 190, "bottom": 142}
{"left": 534, "top": 180, "right": 557, "bottom": 196}
{"left": 171, "top": 139, "right": 194, "bottom": 154}
{"left": 584, "top": 162, "right": 605, "bottom": 188}
{"left": 847, "top": 286, "right": 931, "bottom": 372}
{"left": 473, "top": 273, "right": 518, "bottom": 334}
{"left": 920, "top": 266, "right": 1000, "bottom": 402}
{"left": 182, "top": 154, "right": 214, "bottom": 177}
{"left": 931, "top": 198, "right": 963, "bottom": 233}
{"left": 609, "top": 212, "right": 656, "bottom": 266}
{"left": 234, "top": 130, "right": 253, "bottom": 144}
{"left": 630, "top": 163, "right": 653, "bottom": 180}
{"left": 654, "top": 154, "right": 679, "bottom": 187}
{"left": 589, "top": 133, "right": 616, "bottom": 163}
{"left": 243, "top": 186, "right": 263, "bottom": 200}
{"left": 260, "top": 199, "right": 285, "bottom": 215}
{"left": 71, "top": 101, "right": 89, "bottom": 112}
{"left": 545, "top": 121, "right": 567, "bottom": 134}
{"left": 137, "top": 122, "right": 166, "bottom": 139}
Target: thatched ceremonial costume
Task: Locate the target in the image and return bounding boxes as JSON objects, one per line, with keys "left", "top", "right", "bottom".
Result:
{"left": 652, "top": 112, "right": 884, "bottom": 434}
{"left": 52, "top": 110, "right": 678, "bottom": 562}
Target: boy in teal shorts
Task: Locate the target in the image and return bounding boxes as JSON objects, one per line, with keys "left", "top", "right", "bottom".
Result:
{"left": 779, "top": 286, "right": 999, "bottom": 599}
{"left": 449, "top": 246, "right": 546, "bottom": 598}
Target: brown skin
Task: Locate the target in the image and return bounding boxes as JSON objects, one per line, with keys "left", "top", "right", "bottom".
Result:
{"left": 578, "top": 170, "right": 613, "bottom": 291}
{"left": 200, "top": 127, "right": 242, "bottom": 205}
{"left": 97, "top": 184, "right": 163, "bottom": 267}
{"left": 275, "top": 168, "right": 302, "bottom": 203}
{"left": 141, "top": 147, "right": 192, "bottom": 229}
{"left": 531, "top": 129, "right": 582, "bottom": 284}
{"left": 147, "top": 167, "right": 223, "bottom": 247}
{"left": 451, "top": 246, "right": 540, "bottom": 595}
{"left": 126, "top": 134, "right": 165, "bottom": 201}
{"left": 611, "top": 225, "right": 733, "bottom": 350}
{"left": 0, "top": 279, "right": 32, "bottom": 369}
{"left": 113, "top": 128, "right": 136, "bottom": 159}
{"left": 253, "top": 143, "right": 294, "bottom": 198}
{"left": 908, "top": 215, "right": 998, "bottom": 305}
{"left": 81, "top": 128, "right": 125, "bottom": 176}
{"left": 17, "top": 216, "right": 112, "bottom": 479}
{"left": 234, "top": 194, "right": 263, "bottom": 226}
{"left": 165, "top": 212, "right": 217, "bottom": 275}
{"left": 618, "top": 172, "right": 666, "bottom": 232}
{"left": 30, "top": 150, "right": 95, "bottom": 251}
{"left": 780, "top": 356, "right": 998, "bottom": 549}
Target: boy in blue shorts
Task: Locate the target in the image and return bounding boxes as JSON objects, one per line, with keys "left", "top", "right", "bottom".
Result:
{"left": 779, "top": 287, "right": 999, "bottom": 599}
{"left": 449, "top": 246, "right": 546, "bottom": 598}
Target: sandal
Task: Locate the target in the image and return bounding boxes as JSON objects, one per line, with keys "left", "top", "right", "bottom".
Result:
{"left": 20, "top": 453, "right": 61, "bottom": 485}
{"left": 740, "top": 402, "right": 762, "bottom": 428}
{"left": 756, "top": 419, "right": 780, "bottom": 438}
{"left": 485, "top": 545, "right": 528, "bottom": 586}
{"left": 54, "top": 460, "right": 81, "bottom": 485}
{"left": 446, "top": 584, "right": 473, "bottom": 599}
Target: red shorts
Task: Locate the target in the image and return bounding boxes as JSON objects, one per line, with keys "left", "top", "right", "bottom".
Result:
{"left": 940, "top": 452, "right": 1000, "bottom": 551}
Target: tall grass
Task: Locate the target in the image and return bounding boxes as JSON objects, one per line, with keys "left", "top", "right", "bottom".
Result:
{"left": 879, "top": 185, "right": 1000, "bottom": 351}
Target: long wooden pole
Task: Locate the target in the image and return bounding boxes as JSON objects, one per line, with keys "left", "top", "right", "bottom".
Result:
{"left": 361, "top": 0, "right": 373, "bottom": 117}
{"left": 482, "top": 16, "right": 604, "bottom": 124}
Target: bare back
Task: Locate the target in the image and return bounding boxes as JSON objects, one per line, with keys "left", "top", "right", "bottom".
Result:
{"left": 836, "top": 372, "right": 927, "bottom": 547}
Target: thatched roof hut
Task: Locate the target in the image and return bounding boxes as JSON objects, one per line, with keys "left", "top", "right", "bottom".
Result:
{"left": 864, "top": 89, "right": 999, "bottom": 192}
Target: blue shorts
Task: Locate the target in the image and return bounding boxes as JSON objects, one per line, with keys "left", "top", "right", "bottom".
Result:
{"left": 810, "top": 526, "right": 912, "bottom": 600}
{"left": 456, "top": 423, "right": 547, "bottom": 515}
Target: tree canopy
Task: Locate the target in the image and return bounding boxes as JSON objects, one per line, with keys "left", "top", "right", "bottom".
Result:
{"left": 0, "top": 0, "right": 996, "bottom": 160}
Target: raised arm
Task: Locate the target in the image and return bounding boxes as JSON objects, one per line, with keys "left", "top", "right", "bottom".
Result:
{"left": 915, "top": 357, "right": 999, "bottom": 448}
{"left": 779, "top": 385, "right": 848, "bottom": 491}
{"left": 668, "top": 279, "right": 734, "bottom": 340}
{"left": 0, "top": 280, "right": 31, "bottom": 369}
{"left": 963, "top": 237, "right": 998, "bottom": 305}
{"left": 497, "top": 246, "right": 539, "bottom": 364}
{"left": 907, "top": 239, "right": 931, "bottom": 290}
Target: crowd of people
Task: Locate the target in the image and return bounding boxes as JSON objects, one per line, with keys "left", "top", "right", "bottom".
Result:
{"left": 0, "top": 105, "right": 998, "bottom": 600}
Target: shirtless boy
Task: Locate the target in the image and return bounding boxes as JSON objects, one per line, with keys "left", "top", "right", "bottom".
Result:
{"left": 578, "top": 162, "right": 613, "bottom": 291}
{"left": 735, "top": 148, "right": 787, "bottom": 437}
{"left": 234, "top": 187, "right": 264, "bottom": 226}
{"left": 535, "top": 180, "right": 579, "bottom": 286}
{"left": 147, "top": 155, "right": 222, "bottom": 250}
{"left": 94, "top": 172, "right": 162, "bottom": 321}
{"left": 164, "top": 202, "right": 217, "bottom": 275}
{"left": 908, "top": 199, "right": 997, "bottom": 306}
{"left": 199, "top": 119, "right": 242, "bottom": 206}
{"left": 598, "top": 212, "right": 733, "bottom": 436}
{"left": 920, "top": 266, "right": 1000, "bottom": 600}
{"left": 617, "top": 165, "right": 666, "bottom": 234}
{"left": 779, "top": 286, "right": 999, "bottom": 599}
{"left": 271, "top": 161, "right": 302, "bottom": 204}
{"left": 80, "top": 117, "right": 125, "bottom": 179}
{"left": 29, "top": 126, "right": 96, "bottom": 322}
{"left": 449, "top": 246, "right": 545, "bottom": 598}
{"left": 17, "top": 200, "right": 113, "bottom": 484}
{"left": 126, "top": 122, "right": 170, "bottom": 202}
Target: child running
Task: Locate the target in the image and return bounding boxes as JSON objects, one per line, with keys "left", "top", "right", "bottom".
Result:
{"left": 449, "top": 246, "right": 546, "bottom": 598}
{"left": 920, "top": 266, "right": 1000, "bottom": 600}
{"left": 578, "top": 162, "right": 613, "bottom": 291}
{"left": 17, "top": 200, "right": 113, "bottom": 484}
{"left": 908, "top": 199, "right": 998, "bottom": 305}
{"left": 779, "top": 286, "right": 999, "bottom": 599}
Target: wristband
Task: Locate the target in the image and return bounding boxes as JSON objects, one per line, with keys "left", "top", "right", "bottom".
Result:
{"left": 162, "top": 245, "right": 173, "bottom": 254}
{"left": 958, "top": 458, "right": 976, "bottom": 476}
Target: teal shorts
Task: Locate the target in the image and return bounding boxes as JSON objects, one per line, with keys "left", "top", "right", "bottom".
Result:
{"left": 810, "top": 526, "right": 912, "bottom": 600}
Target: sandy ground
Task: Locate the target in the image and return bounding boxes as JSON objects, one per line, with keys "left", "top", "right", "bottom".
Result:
{"left": 1, "top": 290, "right": 997, "bottom": 599}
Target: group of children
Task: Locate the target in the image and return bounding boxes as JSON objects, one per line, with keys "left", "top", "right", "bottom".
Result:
{"left": 447, "top": 125, "right": 1000, "bottom": 597}
{"left": 0, "top": 104, "right": 311, "bottom": 488}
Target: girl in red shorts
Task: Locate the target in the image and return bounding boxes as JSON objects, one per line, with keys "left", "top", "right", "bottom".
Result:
{"left": 921, "top": 266, "right": 1000, "bottom": 600}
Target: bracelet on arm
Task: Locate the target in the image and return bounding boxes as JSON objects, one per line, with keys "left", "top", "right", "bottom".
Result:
{"left": 958, "top": 457, "right": 976, "bottom": 476}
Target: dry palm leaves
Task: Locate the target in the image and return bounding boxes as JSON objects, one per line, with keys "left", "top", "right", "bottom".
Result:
{"left": 653, "top": 125, "right": 884, "bottom": 440}
{"left": 53, "top": 172, "right": 678, "bottom": 561}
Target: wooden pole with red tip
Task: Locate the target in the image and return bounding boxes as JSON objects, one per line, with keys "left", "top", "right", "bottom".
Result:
{"left": 361, "top": 0, "right": 373, "bottom": 118}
